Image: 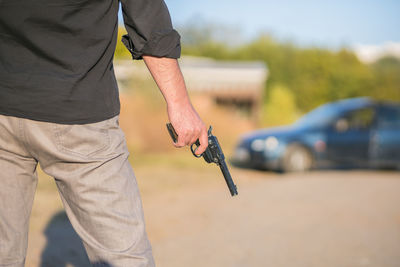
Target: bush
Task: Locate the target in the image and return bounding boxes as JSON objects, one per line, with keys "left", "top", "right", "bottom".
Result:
{"left": 262, "top": 85, "right": 299, "bottom": 127}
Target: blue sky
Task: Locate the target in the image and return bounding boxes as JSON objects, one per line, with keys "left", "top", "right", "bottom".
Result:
{"left": 163, "top": 0, "right": 399, "bottom": 48}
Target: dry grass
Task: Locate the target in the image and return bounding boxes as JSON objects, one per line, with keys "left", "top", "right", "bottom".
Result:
{"left": 119, "top": 91, "right": 256, "bottom": 155}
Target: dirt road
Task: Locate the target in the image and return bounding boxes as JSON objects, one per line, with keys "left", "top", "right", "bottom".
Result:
{"left": 26, "top": 168, "right": 400, "bottom": 267}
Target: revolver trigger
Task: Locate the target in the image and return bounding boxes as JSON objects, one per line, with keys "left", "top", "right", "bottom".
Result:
{"left": 190, "top": 143, "right": 203, "bottom": 158}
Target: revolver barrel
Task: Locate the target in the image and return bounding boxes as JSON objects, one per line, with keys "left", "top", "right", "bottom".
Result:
{"left": 219, "top": 160, "right": 238, "bottom": 196}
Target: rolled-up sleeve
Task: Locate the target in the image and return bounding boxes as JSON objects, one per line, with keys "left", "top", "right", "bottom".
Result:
{"left": 120, "top": 0, "right": 181, "bottom": 60}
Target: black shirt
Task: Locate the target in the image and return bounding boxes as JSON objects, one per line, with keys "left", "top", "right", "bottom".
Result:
{"left": 0, "top": 0, "right": 181, "bottom": 124}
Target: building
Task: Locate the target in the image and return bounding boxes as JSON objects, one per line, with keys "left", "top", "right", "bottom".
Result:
{"left": 179, "top": 57, "right": 268, "bottom": 118}
{"left": 114, "top": 56, "right": 268, "bottom": 118}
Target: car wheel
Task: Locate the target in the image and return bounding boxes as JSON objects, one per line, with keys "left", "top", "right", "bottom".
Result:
{"left": 281, "top": 144, "right": 313, "bottom": 172}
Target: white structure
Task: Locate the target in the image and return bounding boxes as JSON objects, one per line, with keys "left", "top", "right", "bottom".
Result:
{"left": 179, "top": 57, "right": 267, "bottom": 92}
{"left": 179, "top": 57, "right": 268, "bottom": 117}
{"left": 354, "top": 42, "right": 400, "bottom": 63}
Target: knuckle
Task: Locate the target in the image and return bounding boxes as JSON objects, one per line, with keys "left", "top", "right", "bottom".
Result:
{"left": 184, "top": 138, "right": 192, "bottom": 146}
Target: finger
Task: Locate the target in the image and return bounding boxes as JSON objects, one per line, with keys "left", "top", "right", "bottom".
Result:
{"left": 194, "top": 128, "right": 209, "bottom": 155}
{"left": 176, "top": 129, "right": 193, "bottom": 147}
{"left": 183, "top": 128, "right": 196, "bottom": 146}
{"left": 188, "top": 125, "right": 203, "bottom": 147}
{"left": 173, "top": 142, "right": 183, "bottom": 148}
{"left": 189, "top": 134, "right": 199, "bottom": 147}
{"left": 174, "top": 134, "right": 186, "bottom": 147}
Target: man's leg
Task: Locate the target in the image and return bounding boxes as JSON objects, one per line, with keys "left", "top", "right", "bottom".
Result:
{"left": 26, "top": 116, "right": 155, "bottom": 266}
{"left": 0, "top": 115, "right": 38, "bottom": 267}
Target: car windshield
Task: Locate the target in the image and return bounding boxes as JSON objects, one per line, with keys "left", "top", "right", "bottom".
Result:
{"left": 294, "top": 103, "right": 340, "bottom": 128}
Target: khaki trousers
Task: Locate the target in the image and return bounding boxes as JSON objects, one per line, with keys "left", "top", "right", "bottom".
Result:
{"left": 0, "top": 114, "right": 155, "bottom": 267}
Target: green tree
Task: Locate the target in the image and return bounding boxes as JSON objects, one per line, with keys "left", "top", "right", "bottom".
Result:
{"left": 371, "top": 56, "right": 400, "bottom": 101}
{"left": 262, "top": 85, "right": 299, "bottom": 126}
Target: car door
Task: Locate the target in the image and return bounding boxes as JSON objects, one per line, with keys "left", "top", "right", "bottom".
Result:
{"left": 370, "top": 105, "right": 400, "bottom": 167}
{"left": 326, "top": 107, "right": 375, "bottom": 166}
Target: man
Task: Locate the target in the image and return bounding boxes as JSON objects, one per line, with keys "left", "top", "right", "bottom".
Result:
{"left": 0, "top": 0, "right": 208, "bottom": 266}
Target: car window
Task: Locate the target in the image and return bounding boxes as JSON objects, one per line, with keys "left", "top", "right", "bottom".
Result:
{"left": 295, "top": 103, "right": 340, "bottom": 128}
{"left": 336, "top": 108, "right": 375, "bottom": 131}
{"left": 378, "top": 106, "right": 400, "bottom": 128}
{"left": 348, "top": 108, "right": 375, "bottom": 129}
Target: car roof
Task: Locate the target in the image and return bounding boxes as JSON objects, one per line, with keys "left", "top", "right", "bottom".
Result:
{"left": 321, "top": 98, "right": 400, "bottom": 116}
{"left": 323, "top": 97, "right": 375, "bottom": 113}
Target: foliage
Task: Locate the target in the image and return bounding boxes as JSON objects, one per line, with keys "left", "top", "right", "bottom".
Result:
{"left": 180, "top": 27, "right": 399, "bottom": 114}
{"left": 114, "top": 26, "right": 400, "bottom": 123}
{"left": 114, "top": 27, "right": 131, "bottom": 60}
{"left": 370, "top": 56, "right": 400, "bottom": 101}
{"left": 262, "top": 84, "right": 299, "bottom": 126}
{"left": 228, "top": 36, "right": 381, "bottom": 112}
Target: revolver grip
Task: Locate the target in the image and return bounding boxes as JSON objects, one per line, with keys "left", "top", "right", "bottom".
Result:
{"left": 166, "top": 123, "right": 178, "bottom": 143}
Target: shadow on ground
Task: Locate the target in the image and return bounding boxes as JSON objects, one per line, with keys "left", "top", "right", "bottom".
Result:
{"left": 40, "top": 211, "right": 90, "bottom": 267}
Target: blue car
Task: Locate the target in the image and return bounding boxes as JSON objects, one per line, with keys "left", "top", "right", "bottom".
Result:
{"left": 231, "top": 97, "right": 400, "bottom": 172}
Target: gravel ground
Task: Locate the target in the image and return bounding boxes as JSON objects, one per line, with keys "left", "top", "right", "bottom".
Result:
{"left": 26, "top": 168, "right": 400, "bottom": 267}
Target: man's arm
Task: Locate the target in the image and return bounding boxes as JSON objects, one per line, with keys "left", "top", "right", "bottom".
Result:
{"left": 119, "top": 0, "right": 207, "bottom": 153}
{"left": 143, "top": 56, "right": 208, "bottom": 155}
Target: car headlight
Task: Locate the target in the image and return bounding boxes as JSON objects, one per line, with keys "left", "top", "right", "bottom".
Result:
{"left": 265, "top": 136, "right": 279, "bottom": 151}
{"left": 251, "top": 136, "right": 279, "bottom": 152}
{"left": 251, "top": 139, "right": 265, "bottom": 151}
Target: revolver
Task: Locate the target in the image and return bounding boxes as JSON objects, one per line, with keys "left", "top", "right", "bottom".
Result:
{"left": 166, "top": 123, "right": 238, "bottom": 196}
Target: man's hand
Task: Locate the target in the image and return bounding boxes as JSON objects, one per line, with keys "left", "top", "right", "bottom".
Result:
{"left": 167, "top": 101, "right": 208, "bottom": 154}
{"left": 143, "top": 56, "right": 208, "bottom": 155}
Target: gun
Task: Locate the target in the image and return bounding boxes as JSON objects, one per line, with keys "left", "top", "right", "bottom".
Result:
{"left": 166, "top": 123, "right": 238, "bottom": 196}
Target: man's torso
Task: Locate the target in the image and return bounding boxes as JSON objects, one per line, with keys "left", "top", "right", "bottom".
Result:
{"left": 0, "top": 0, "right": 120, "bottom": 124}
